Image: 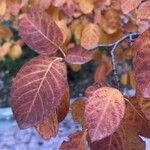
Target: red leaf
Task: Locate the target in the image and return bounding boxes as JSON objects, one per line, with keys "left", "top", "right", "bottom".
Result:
{"left": 11, "top": 56, "right": 67, "bottom": 129}
{"left": 85, "top": 82, "right": 107, "bottom": 97}
{"left": 35, "top": 111, "right": 58, "bottom": 140}
{"left": 137, "top": 1, "right": 150, "bottom": 20}
{"left": 60, "top": 131, "right": 87, "bottom": 150}
{"left": 121, "top": 0, "right": 142, "bottom": 14}
{"left": 84, "top": 87, "right": 125, "bottom": 142}
{"left": 18, "top": 8, "right": 63, "bottom": 55}
{"left": 132, "top": 29, "right": 150, "bottom": 98}
{"left": 65, "top": 47, "right": 92, "bottom": 64}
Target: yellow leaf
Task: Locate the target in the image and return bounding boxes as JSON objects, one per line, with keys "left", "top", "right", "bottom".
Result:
{"left": 81, "top": 23, "right": 100, "bottom": 50}
{"left": 100, "top": 8, "right": 120, "bottom": 34}
{"left": 0, "top": 0, "right": 7, "bottom": 18}
{"left": 0, "top": 42, "right": 12, "bottom": 60}
{"left": 56, "top": 20, "right": 72, "bottom": 44}
{"left": 8, "top": 44, "right": 23, "bottom": 60}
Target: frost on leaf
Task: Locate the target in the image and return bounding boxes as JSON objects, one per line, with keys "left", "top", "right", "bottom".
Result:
{"left": 84, "top": 87, "right": 125, "bottom": 142}
{"left": 18, "top": 8, "right": 63, "bottom": 55}
{"left": 60, "top": 131, "right": 87, "bottom": 150}
{"left": 35, "top": 111, "right": 58, "bottom": 140}
{"left": 121, "top": 0, "right": 142, "bottom": 14}
{"left": 65, "top": 47, "right": 92, "bottom": 65}
{"left": 132, "top": 29, "right": 150, "bottom": 98}
{"left": 11, "top": 56, "right": 67, "bottom": 129}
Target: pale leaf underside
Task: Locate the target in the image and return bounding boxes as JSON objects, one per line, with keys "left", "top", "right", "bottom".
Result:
{"left": 11, "top": 55, "right": 67, "bottom": 129}
{"left": 84, "top": 87, "right": 125, "bottom": 142}
{"left": 18, "top": 8, "right": 63, "bottom": 55}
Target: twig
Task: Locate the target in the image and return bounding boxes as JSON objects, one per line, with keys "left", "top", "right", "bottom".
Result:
{"left": 94, "top": 32, "right": 140, "bottom": 88}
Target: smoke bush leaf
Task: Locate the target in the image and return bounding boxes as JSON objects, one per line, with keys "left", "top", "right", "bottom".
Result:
{"left": 84, "top": 87, "right": 125, "bottom": 142}
{"left": 57, "top": 83, "right": 70, "bottom": 122}
{"left": 18, "top": 8, "right": 63, "bottom": 55}
{"left": 65, "top": 47, "right": 92, "bottom": 64}
{"left": 137, "top": 1, "right": 150, "bottom": 20}
{"left": 35, "top": 111, "right": 58, "bottom": 140}
{"left": 121, "top": 0, "right": 142, "bottom": 14}
{"left": 71, "top": 98, "right": 87, "bottom": 127}
{"left": 81, "top": 23, "right": 100, "bottom": 50}
{"left": 60, "top": 131, "right": 87, "bottom": 150}
{"left": 11, "top": 55, "right": 67, "bottom": 129}
{"left": 132, "top": 29, "right": 150, "bottom": 98}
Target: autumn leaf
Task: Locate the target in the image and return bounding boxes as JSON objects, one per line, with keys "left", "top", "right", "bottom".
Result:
{"left": 60, "top": 131, "right": 87, "bottom": 150}
{"left": 85, "top": 82, "right": 108, "bottom": 97}
{"left": 11, "top": 56, "right": 67, "bottom": 129}
{"left": 65, "top": 47, "right": 92, "bottom": 65}
{"left": 0, "top": 42, "right": 12, "bottom": 60}
{"left": 0, "top": 0, "right": 6, "bottom": 18}
{"left": 35, "top": 111, "right": 58, "bottom": 140}
{"left": 137, "top": 92, "right": 150, "bottom": 123}
{"left": 57, "top": 83, "right": 70, "bottom": 122}
{"left": 100, "top": 8, "right": 120, "bottom": 34}
{"left": 71, "top": 98, "right": 86, "bottom": 126}
{"left": 81, "top": 23, "right": 100, "bottom": 50}
{"left": 90, "top": 97, "right": 147, "bottom": 150}
{"left": 56, "top": 20, "right": 72, "bottom": 44}
{"left": 132, "top": 29, "right": 150, "bottom": 98}
{"left": 8, "top": 44, "right": 23, "bottom": 60}
{"left": 79, "top": 0, "right": 94, "bottom": 14}
{"left": 0, "top": 24, "right": 12, "bottom": 40}
{"left": 121, "top": 0, "right": 142, "bottom": 14}
{"left": 37, "top": 0, "right": 52, "bottom": 9}
{"left": 18, "top": 8, "right": 63, "bottom": 55}
{"left": 137, "top": 1, "right": 150, "bottom": 20}
{"left": 84, "top": 87, "right": 125, "bottom": 142}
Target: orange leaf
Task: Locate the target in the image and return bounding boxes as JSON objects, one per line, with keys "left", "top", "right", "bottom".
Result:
{"left": 18, "top": 8, "right": 64, "bottom": 55}
{"left": 60, "top": 131, "right": 87, "bottom": 150}
{"left": 79, "top": 0, "right": 94, "bottom": 14}
{"left": 0, "top": 24, "right": 12, "bottom": 40}
{"left": 100, "top": 8, "right": 120, "bottom": 34}
{"left": 85, "top": 87, "right": 125, "bottom": 142}
{"left": 71, "top": 98, "right": 86, "bottom": 126}
{"left": 57, "top": 83, "right": 70, "bottom": 122}
{"left": 90, "top": 97, "right": 146, "bottom": 149}
{"left": 35, "top": 111, "right": 58, "bottom": 140}
{"left": 11, "top": 56, "right": 67, "bottom": 129}
{"left": 81, "top": 23, "right": 100, "bottom": 50}
{"left": 8, "top": 44, "right": 23, "bottom": 60}
{"left": 0, "top": 0, "right": 6, "bottom": 18}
